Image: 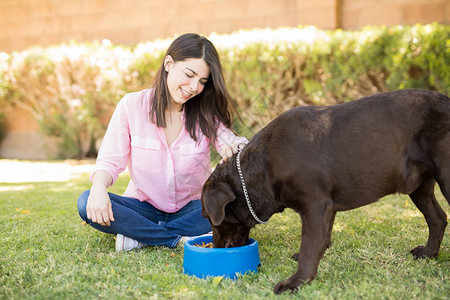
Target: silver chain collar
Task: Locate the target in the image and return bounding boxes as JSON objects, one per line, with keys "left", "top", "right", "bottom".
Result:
{"left": 236, "top": 145, "right": 268, "bottom": 224}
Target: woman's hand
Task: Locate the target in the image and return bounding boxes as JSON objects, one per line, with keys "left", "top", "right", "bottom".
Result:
{"left": 219, "top": 141, "right": 247, "bottom": 164}
{"left": 86, "top": 170, "right": 114, "bottom": 226}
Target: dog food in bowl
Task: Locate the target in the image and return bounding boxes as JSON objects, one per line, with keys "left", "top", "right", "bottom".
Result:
{"left": 194, "top": 242, "right": 213, "bottom": 248}
{"left": 183, "top": 235, "right": 261, "bottom": 279}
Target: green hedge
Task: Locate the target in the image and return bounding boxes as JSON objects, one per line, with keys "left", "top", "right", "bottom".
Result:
{"left": 0, "top": 23, "right": 448, "bottom": 158}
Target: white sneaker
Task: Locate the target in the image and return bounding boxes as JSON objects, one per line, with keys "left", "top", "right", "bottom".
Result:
{"left": 178, "top": 232, "right": 212, "bottom": 247}
{"left": 115, "top": 234, "right": 146, "bottom": 252}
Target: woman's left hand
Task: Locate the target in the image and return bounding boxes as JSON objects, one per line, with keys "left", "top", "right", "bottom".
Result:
{"left": 219, "top": 141, "right": 247, "bottom": 164}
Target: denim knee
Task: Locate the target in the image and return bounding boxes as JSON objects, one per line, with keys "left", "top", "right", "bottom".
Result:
{"left": 77, "top": 190, "right": 90, "bottom": 221}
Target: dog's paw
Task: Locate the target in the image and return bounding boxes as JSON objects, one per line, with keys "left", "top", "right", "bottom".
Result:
{"left": 411, "top": 246, "right": 438, "bottom": 259}
{"left": 411, "top": 246, "right": 426, "bottom": 258}
{"left": 273, "top": 280, "right": 299, "bottom": 294}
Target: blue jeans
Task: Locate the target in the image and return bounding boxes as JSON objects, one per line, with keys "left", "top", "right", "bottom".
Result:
{"left": 77, "top": 190, "right": 211, "bottom": 248}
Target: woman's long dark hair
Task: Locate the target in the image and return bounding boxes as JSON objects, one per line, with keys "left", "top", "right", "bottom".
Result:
{"left": 150, "top": 33, "right": 239, "bottom": 143}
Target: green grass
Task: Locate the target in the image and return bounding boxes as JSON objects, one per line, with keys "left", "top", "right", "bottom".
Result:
{"left": 0, "top": 172, "right": 449, "bottom": 299}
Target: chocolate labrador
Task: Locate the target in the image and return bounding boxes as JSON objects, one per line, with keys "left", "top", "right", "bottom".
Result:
{"left": 201, "top": 89, "right": 449, "bottom": 294}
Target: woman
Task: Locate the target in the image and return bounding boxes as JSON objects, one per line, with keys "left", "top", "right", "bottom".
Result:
{"left": 77, "top": 33, "right": 248, "bottom": 251}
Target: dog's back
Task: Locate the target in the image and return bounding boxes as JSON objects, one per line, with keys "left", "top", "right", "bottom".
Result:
{"left": 263, "top": 89, "right": 450, "bottom": 210}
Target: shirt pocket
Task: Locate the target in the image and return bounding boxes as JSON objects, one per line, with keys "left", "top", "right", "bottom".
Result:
{"left": 178, "top": 142, "right": 209, "bottom": 173}
{"left": 130, "top": 136, "right": 161, "bottom": 173}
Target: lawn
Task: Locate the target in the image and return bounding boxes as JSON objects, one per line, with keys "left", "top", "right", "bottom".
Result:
{"left": 0, "top": 170, "right": 449, "bottom": 299}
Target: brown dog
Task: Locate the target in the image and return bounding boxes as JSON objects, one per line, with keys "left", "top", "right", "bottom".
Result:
{"left": 201, "top": 89, "right": 449, "bottom": 294}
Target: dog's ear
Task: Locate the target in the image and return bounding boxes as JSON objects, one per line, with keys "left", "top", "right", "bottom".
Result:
{"left": 202, "top": 181, "right": 236, "bottom": 226}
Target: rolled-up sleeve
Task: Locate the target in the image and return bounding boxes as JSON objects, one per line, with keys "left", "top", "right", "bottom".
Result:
{"left": 215, "top": 123, "right": 248, "bottom": 158}
{"left": 90, "top": 97, "right": 131, "bottom": 184}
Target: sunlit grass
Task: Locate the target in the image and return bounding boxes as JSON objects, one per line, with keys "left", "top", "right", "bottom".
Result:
{"left": 0, "top": 172, "right": 448, "bottom": 299}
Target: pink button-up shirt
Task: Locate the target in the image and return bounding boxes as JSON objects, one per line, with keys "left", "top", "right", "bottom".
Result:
{"left": 91, "top": 89, "right": 248, "bottom": 213}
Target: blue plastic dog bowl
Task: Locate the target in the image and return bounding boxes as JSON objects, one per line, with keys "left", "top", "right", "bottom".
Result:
{"left": 183, "top": 235, "right": 261, "bottom": 279}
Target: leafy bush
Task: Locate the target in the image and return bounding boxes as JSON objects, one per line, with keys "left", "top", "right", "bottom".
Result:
{"left": 216, "top": 24, "right": 449, "bottom": 133}
{"left": 0, "top": 24, "right": 448, "bottom": 158}
{"left": 0, "top": 42, "right": 131, "bottom": 158}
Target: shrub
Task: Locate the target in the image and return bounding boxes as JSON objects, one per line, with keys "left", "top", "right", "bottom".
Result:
{"left": 0, "top": 41, "right": 131, "bottom": 158}
{"left": 215, "top": 24, "right": 449, "bottom": 132}
{"left": 0, "top": 24, "right": 448, "bottom": 158}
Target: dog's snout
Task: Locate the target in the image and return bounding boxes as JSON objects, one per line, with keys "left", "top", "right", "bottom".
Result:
{"left": 225, "top": 241, "right": 234, "bottom": 248}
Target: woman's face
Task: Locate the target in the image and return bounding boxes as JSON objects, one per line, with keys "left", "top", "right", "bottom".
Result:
{"left": 165, "top": 56, "right": 210, "bottom": 109}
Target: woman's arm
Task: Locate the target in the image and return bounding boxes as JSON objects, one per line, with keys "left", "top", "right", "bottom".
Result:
{"left": 86, "top": 95, "right": 133, "bottom": 226}
{"left": 92, "top": 96, "right": 131, "bottom": 184}
{"left": 86, "top": 170, "right": 115, "bottom": 226}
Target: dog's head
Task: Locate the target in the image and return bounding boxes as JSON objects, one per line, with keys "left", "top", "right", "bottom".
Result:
{"left": 201, "top": 163, "right": 254, "bottom": 248}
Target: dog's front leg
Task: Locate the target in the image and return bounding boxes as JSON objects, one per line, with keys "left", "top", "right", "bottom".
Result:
{"left": 274, "top": 201, "right": 335, "bottom": 294}
{"left": 291, "top": 211, "right": 336, "bottom": 260}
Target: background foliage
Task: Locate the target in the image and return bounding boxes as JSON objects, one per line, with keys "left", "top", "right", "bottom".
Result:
{"left": 0, "top": 23, "right": 448, "bottom": 158}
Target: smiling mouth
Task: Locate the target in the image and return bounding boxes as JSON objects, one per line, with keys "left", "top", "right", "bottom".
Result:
{"left": 180, "top": 88, "right": 193, "bottom": 99}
